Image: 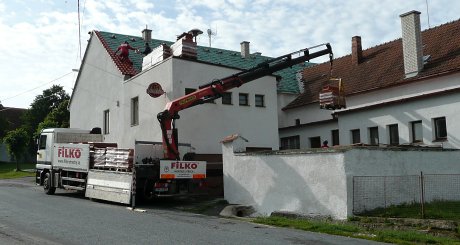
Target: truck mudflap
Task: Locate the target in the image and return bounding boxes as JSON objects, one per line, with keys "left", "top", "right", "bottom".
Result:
{"left": 85, "top": 170, "right": 133, "bottom": 204}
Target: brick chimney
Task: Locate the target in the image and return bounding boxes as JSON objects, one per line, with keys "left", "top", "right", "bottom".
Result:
{"left": 142, "top": 27, "right": 152, "bottom": 43}
{"left": 351, "top": 36, "right": 362, "bottom": 65}
{"left": 240, "top": 41, "right": 250, "bottom": 58}
{"left": 400, "top": 10, "right": 423, "bottom": 78}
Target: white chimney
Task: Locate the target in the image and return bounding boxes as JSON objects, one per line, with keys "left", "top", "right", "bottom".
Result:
{"left": 142, "top": 27, "right": 152, "bottom": 43}
{"left": 400, "top": 10, "right": 423, "bottom": 78}
{"left": 240, "top": 41, "right": 250, "bottom": 58}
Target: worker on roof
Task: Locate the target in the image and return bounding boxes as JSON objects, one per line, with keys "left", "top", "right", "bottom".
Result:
{"left": 141, "top": 42, "right": 152, "bottom": 56}
{"left": 115, "top": 41, "right": 136, "bottom": 65}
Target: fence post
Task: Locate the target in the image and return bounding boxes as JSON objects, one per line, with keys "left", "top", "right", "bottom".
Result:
{"left": 420, "top": 171, "right": 425, "bottom": 219}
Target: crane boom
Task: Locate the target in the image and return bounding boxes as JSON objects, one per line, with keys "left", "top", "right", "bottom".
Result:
{"left": 156, "top": 43, "right": 333, "bottom": 160}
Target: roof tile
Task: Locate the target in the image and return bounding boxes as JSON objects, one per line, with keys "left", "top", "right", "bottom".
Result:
{"left": 284, "top": 19, "right": 460, "bottom": 110}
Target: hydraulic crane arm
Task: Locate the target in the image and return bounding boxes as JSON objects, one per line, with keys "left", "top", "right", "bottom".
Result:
{"left": 157, "top": 43, "right": 333, "bottom": 160}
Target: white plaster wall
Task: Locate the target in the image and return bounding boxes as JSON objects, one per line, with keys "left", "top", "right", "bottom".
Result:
{"left": 279, "top": 121, "right": 338, "bottom": 148}
{"left": 69, "top": 33, "right": 125, "bottom": 144}
{"left": 223, "top": 142, "right": 460, "bottom": 219}
{"left": 223, "top": 143, "right": 349, "bottom": 219}
{"left": 171, "top": 58, "right": 279, "bottom": 153}
{"left": 279, "top": 103, "right": 333, "bottom": 128}
{"left": 339, "top": 92, "right": 460, "bottom": 148}
{"left": 71, "top": 37, "right": 280, "bottom": 154}
{"left": 345, "top": 73, "right": 460, "bottom": 109}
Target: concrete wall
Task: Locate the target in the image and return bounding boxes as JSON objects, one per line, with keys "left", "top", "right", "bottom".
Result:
{"left": 222, "top": 140, "right": 460, "bottom": 219}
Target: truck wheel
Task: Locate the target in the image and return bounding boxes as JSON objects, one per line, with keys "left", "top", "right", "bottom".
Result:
{"left": 43, "top": 173, "right": 56, "bottom": 195}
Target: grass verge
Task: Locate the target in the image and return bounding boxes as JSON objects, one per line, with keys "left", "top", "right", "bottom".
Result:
{"left": 253, "top": 216, "right": 460, "bottom": 244}
{"left": 0, "top": 162, "right": 35, "bottom": 179}
{"left": 359, "top": 201, "right": 460, "bottom": 221}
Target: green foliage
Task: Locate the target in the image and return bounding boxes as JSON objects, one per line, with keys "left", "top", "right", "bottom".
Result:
{"left": 0, "top": 162, "right": 35, "bottom": 179}
{"left": 2, "top": 128, "right": 29, "bottom": 171}
{"left": 253, "top": 216, "right": 460, "bottom": 244}
{"left": 35, "top": 100, "right": 70, "bottom": 138}
{"left": 0, "top": 103, "right": 12, "bottom": 139}
{"left": 21, "top": 85, "right": 70, "bottom": 154}
{"left": 359, "top": 201, "right": 460, "bottom": 221}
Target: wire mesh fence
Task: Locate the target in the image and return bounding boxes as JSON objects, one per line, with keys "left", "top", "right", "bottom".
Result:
{"left": 353, "top": 173, "right": 460, "bottom": 219}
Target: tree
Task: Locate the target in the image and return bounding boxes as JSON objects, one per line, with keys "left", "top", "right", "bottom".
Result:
{"left": 22, "top": 85, "right": 70, "bottom": 156}
{"left": 3, "top": 128, "right": 29, "bottom": 171}
{"left": 35, "top": 100, "right": 70, "bottom": 138}
{"left": 0, "top": 103, "right": 11, "bottom": 139}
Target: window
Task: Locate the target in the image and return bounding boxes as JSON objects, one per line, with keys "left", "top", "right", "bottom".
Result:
{"left": 411, "top": 121, "right": 422, "bottom": 143}
{"left": 131, "top": 97, "right": 139, "bottom": 126}
{"left": 255, "top": 94, "right": 265, "bottom": 107}
{"left": 221, "top": 92, "right": 232, "bottom": 105}
{"left": 368, "top": 127, "right": 379, "bottom": 145}
{"left": 433, "top": 117, "right": 447, "bottom": 141}
{"left": 309, "top": 136, "right": 321, "bottom": 148}
{"left": 103, "top": 110, "right": 110, "bottom": 135}
{"left": 280, "top": 135, "right": 300, "bottom": 150}
{"left": 351, "top": 129, "right": 360, "bottom": 144}
{"left": 295, "top": 119, "right": 300, "bottom": 126}
{"left": 331, "top": 129, "right": 339, "bottom": 146}
{"left": 39, "top": 135, "right": 47, "bottom": 150}
{"left": 388, "top": 124, "right": 399, "bottom": 145}
{"left": 185, "top": 88, "right": 196, "bottom": 95}
{"left": 239, "top": 93, "right": 249, "bottom": 106}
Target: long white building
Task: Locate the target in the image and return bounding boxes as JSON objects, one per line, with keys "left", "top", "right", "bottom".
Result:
{"left": 280, "top": 11, "right": 460, "bottom": 150}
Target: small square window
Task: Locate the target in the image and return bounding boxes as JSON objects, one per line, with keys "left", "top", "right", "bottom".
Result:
{"left": 185, "top": 88, "right": 196, "bottom": 95}
{"left": 368, "top": 127, "right": 379, "bottom": 145}
{"left": 280, "top": 135, "right": 300, "bottom": 150}
{"left": 221, "top": 92, "right": 232, "bottom": 105}
{"left": 295, "top": 119, "right": 300, "bottom": 126}
{"left": 103, "top": 110, "right": 110, "bottom": 135}
{"left": 255, "top": 94, "right": 265, "bottom": 107}
{"left": 388, "top": 124, "right": 399, "bottom": 145}
{"left": 433, "top": 117, "right": 447, "bottom": 140}
{"left": 239, "top": 93, "right": 249, "bottom": 106}
{"left": 331, "top": 129, "right": 339, "bottom": 146}
{"left": 309, "top": 136, "right": 321, "bottom": 148}
{"left": 131, "top": 97, "right": 139, "bottom": 126}
{"left": 351, "top": 129, "right": 360, "bottom": 144}
{"left": 411, "top": 121, "right": 422, "bottom": 143}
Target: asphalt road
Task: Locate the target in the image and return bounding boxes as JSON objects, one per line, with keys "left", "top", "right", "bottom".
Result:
{"left": 0, "top": 177, "right": 384, "bottom": 245}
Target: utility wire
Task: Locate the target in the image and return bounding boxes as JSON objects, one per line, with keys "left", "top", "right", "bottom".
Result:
{"left": 0, "top": 71, "right": 74, "bottom": 103}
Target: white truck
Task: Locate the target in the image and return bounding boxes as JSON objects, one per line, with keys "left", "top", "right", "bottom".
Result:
{"left": 35, "top": 128, "right": 206, "bottom": 205}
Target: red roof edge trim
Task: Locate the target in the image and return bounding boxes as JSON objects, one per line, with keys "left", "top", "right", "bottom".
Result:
{"left": 94, "top": 31, "right": 138, "bottom": 76}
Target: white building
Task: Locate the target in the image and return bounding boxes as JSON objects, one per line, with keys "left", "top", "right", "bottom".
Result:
{"left": 69, "top": 29, "right": 293, "bottom": 156}
{"left": 280, "top": 11, "right": 460, "bottom": 150}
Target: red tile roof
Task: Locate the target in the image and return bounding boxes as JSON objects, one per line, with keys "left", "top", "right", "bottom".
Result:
{"left": 284, "top": 19, "right": 460, "bottom": 110}
{"left": 94, "top": 31, "right": 138, "bottom": 76}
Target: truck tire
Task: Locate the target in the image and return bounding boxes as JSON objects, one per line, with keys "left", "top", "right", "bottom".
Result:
{"left": 43, "top": 172, "right": 56, "bottom": 195}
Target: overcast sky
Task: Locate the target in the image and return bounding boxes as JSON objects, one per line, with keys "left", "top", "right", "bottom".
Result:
{"left": 0, "top": 0, "right": 458, "bottom": 108}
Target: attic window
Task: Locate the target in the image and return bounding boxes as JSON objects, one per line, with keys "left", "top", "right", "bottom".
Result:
{"left": 111, "top": 34, "right": 116, "bottom": 39}
{"left": 131, "top": 38, "right": 136, "bottom": 42}
{"left": 216, "top": 50, "right": 223, "bottom": 54}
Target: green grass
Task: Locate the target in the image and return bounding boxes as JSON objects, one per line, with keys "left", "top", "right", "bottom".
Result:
{"left": 253, "top": 216, "right": 460, "bottom": 244}
{"left": 0, "top": 162, "right": 36, "bottom": 179}
{"left": 360, "top": 201, "right": 460, "bottom": 221}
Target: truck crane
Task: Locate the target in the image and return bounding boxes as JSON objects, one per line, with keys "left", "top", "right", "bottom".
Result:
{"left": 155, "top": 43, "right": 333, "bottom": 160}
